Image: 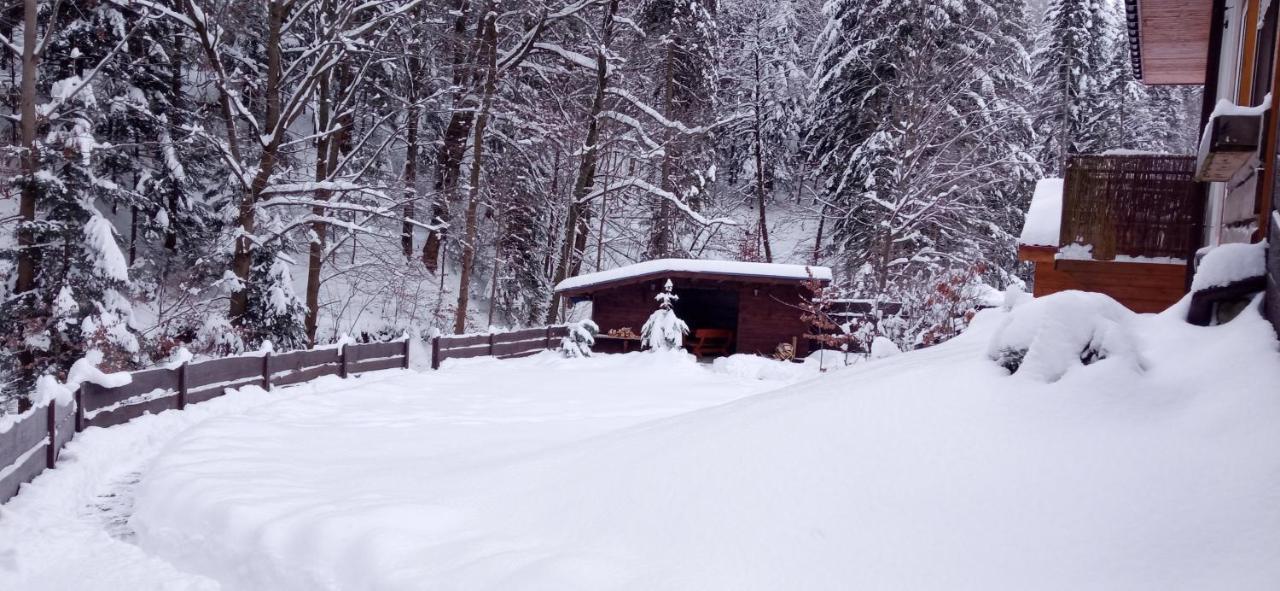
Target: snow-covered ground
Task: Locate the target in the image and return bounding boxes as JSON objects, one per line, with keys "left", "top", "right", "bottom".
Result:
{"left": 3, "top": 294, "right": 1280, "bottom": 590}
{"left": 0, "top": 351, "right": 801, "bottom": 589}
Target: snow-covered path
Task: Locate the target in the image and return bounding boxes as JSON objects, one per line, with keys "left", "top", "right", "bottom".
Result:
{"left": 0, "top": 352, "right": 797, "bottom": 590}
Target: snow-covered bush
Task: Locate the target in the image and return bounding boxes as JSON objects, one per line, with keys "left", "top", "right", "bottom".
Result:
{"left": 988, "top": 291, "right": 1144, "bottom": 382}
{"left": 841, "top": 262, "right": 998, "bottom": 354}
{"left": 869, "top": 336, "right": 901, "bottom": 359}
{"left": 641, "top": 280, "right": 689, "bottom": 351}
{"left": 561, "top": 320, "right": 599, "bottom": 358}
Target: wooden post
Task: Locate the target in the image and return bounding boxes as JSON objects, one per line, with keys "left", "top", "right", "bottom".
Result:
{"left": 262, "top": 352, "right": 272, "bottom": 391}
{"left": 402, "top": 338, "right": 411, "bottom": 369}
{"left": 488, "top": 332, "right": 495, "bottom": 357}
{"left": 74, "top": 385, "right": 85, "bottom": 433}
{"left": 545, "top": 326, "right": 552, "bottom": 350}
{"left": 177, "top": 362, "right": 188, "bottom": 410}
{"left": 45, "top": 401, "right": 56, "bottom": 469}
{"left": 339, "top": 345, "right": 349, "bottom": 379}
{"left": 430, "top": 336, "right": 441, "bottom": 370}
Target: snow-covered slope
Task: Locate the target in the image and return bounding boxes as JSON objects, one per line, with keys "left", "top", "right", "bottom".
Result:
{"left": 117, "top": 295, "right": 1280, "bottom": 590}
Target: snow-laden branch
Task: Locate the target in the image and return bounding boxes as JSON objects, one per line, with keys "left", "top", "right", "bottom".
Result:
{"left": 605, "top": 87, "right": 745, "bottom": 135}
{"left": 577, "top": 178, "right": 736, "bottom": 228}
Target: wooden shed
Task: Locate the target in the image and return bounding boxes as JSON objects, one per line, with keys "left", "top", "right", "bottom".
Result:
{"left": 555, "top": 259, "right": 833, "bottom": 357}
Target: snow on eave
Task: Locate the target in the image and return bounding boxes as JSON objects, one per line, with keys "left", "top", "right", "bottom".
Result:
{"left": 555, "top": 259, "right": 833, "bottom": 293}
{"left": 1018, "top": 178, "right": 1065, "bottom": 248}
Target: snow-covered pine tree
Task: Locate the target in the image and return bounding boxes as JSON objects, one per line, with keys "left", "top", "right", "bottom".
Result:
{"left": 641, "top": 279, "right": 690, "bottom": 351}
{"left": 810, "top": 0, "right": 1039, "bottom": 289}
{"left": 1030, "top": 0, "right": 1119, "bottom": 173}
{"left": 0, "top": 2, "right": 145, "bottom": 403}
{"left": 560, "top": 319, "right": 600, "bottom": 358}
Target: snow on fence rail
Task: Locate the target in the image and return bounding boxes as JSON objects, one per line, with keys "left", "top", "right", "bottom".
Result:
{"left": 0, "top": 327, "right": 570, "bottom": 505}
{"left": 430, "top": 325, "right": 569, "bottom": 369}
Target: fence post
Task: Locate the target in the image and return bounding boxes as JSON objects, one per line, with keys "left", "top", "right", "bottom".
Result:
{"left": 339, "top": 345, "right": 349, "bottom": 379}
{"left": 402, "top": 338, "right": 411, "bottom": 369}
{"left": 46, "top": 402, "right": 57, "bottom": 469}
{"left": 430, "top": 337, "right": 441, "bottom": 370}
{"left": 262, "top": 352, "right": 272, "bottom": 391}
{"left": 74, "top": 384, "right": 85, "bottom": 433}
{"left": 177, "top": 362, "right": 188, "bottom": 410}
{"left": 545, "top": 326, "right": 552, "bottom": 350}
{"left": 488, "top": 332, "right": 495, "bottom": 357}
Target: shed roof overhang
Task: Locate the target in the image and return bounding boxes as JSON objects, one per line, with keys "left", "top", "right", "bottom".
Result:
{"left": 1126, "top": 0, "right": 1212, "bottom": 85}
{"left": 554, "top": 259, "right": 832, "bottom": 297}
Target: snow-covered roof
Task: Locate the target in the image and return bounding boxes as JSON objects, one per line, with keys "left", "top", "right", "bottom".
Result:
{"left": 1018, "top": 178, "right": 1064, "bottom": 248}
{"left": 556, "top": 259, "right": 833, "bottom": 293}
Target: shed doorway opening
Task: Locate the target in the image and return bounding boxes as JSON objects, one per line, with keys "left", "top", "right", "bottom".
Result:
{"left": 672, "top": 287, "right": 739, "bottom": 355}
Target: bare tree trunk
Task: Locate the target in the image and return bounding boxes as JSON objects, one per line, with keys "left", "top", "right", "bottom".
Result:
{"left": 15, "top": 0, "right": 38, "bottom": 298}
{"left": 812, "top": 200, "right": 827, "bottom": 266}
{"left": 422, "top": 0, "right": 474, "bottom": 271}
{"left": 452, "top": 5, "right": 498, "bottom": 334}
{"left": 751, "top": 47, "right": 772, "bottom": 263}
{"left": 163, "top": 34, "right": 183, "bottom": 251}
{"left": 305, "top": 69, "right": 333, "bottom": 345}
{"left": 401, "top": 99, "right": 419, "bottom": 257}
{"left": 486, "top": 215, "right": 502, "bottom": 327}
{"left": 649, "top": 42, "right": 677, "bottom": 259}
{"left": 230, "top": 0, "right": 286, "bottom": 325}
{"left": 547, "top": 0, "right": 617, "bottom": 323}
{"left": 13, "top": 0, "right": 38, "bottom": 412}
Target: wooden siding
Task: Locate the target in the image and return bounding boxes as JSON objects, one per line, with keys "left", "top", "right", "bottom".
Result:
{"left": 1136, "top": 0, "right": 1212, "bottom": 84}
{"left": 1031, "top": 259, "right": 1189, "bottom": 313}
{"left": 1269, "top": 212, "right": 1280, "bottom": 336}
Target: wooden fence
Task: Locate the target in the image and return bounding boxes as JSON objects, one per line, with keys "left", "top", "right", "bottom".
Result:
{"left": 431, "top": 325, "right": 568, "bottom": 369}
{"left": 1060, "top": 154, "right": 1204, "bottom": 261}
{"left": 0, "top": 327, "right": 569, "bottom": 505}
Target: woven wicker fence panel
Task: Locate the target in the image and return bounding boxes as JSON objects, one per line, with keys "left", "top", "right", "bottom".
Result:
{"left": 1060, "top": 155, "right": 1203, "bottom": 261}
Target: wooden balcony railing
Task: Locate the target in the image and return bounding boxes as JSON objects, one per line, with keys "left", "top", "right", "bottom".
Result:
{"left": 1060, "top": 154, "right": 1205, "bottom": 261}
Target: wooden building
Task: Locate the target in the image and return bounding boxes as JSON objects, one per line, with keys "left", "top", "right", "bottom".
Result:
{"left": 554, "top": 260, "right": 832, "bottom": 357}
{"left": 1020, "top": 0, "right": 1278, "bottom": 335}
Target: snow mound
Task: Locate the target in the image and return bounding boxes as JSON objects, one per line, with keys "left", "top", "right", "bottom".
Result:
{"left": 1191, "top": 241, "right": 1267, "bottom": 291}
{"left": 869, "top": 336, "right": 901, "bottom": 359}
{"left": 988, "top": 291, "right": 1144, "bottom": 382}
{"left": 711, "top": 354, "right": 814, "bottom": 381}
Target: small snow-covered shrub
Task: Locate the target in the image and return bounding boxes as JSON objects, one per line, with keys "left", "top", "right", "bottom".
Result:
{"left": 869, "top": 336, "right": 901, "bottom": 359}
{"left": 561, "top": 319, "right": 599, "bottom": 358}
{"left": 988, "top": 291, "right": 1143, "bottom": 382}
{"left": 642, "top": 280, "right": 689, "bottom": 352}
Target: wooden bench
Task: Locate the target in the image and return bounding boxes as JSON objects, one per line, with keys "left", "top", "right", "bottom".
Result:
{"left": 688, "top": 328, "right": 734, "bottom": 357}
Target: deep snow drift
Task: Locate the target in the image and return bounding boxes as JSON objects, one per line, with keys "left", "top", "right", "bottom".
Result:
{"left": 122, "top": 295, "right": 1280, "bottom": 590}
{"left": 2, "top": 293, "right": 1278, "bottom": 590}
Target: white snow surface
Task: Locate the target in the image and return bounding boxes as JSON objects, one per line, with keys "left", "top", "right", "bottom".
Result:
{"left": 1018, "top": 178, "right": 1064, "bottom": 247}
{"left": 555, "top": 258, "right": 832, "bottom": 292}
{"left": 4, "top": 298, "right": 1280, "bottom": 590}
{"left": 1190, "top": 241, "right": 1268, "bottom": 291}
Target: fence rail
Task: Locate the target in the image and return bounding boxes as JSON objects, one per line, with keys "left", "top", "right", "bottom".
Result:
{"left": 1, "top": 326, "right": 569, "bottom": 506}
{"left": 430, "top": 325, "right": 568, "bottom": 369}
{"left": 1060, "top": 154, "right": 1204, "bottom": 261}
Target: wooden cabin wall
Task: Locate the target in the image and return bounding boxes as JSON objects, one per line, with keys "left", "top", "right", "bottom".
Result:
{"left": 1030, "top": 260, "right": 1188, "bottom": 314}
{"left": 736, "top": 284, "right": 813, "bottom": 357}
